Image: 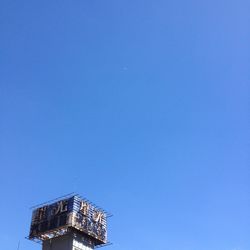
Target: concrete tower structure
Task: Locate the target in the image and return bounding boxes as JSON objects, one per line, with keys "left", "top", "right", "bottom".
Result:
{"left": 28, "top": 195, "right": 109, "bottom": 250}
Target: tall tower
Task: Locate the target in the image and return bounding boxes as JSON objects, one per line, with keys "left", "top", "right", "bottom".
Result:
{"left": 28, "top": 195, "right": 109, "bottom": 250}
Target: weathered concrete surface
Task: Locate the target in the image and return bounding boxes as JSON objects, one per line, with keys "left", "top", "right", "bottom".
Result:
{"left": 43, "top": 233, "right": 93, "bottom": 250}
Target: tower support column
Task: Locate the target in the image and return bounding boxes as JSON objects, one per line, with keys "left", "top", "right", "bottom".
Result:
{"left": 42, "top": 232, "right": 94, "bottom": 250}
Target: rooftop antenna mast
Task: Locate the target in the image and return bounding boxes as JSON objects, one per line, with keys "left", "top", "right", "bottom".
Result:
{"left": 17, "top": 240, "right": 20, "bottom": 250}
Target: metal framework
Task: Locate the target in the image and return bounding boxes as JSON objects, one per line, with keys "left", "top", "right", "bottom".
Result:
{"left": 28, "top": 194, "right": 112, "bottom": 248}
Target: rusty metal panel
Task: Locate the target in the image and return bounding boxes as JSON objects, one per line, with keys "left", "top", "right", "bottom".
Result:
{"left": 29, "top": 195, "right": 108, "bottom": 246}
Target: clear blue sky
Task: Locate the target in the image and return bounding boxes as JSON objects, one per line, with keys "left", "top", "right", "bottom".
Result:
{"left": 0, "top": 0, "right": 249, "bottom": 250}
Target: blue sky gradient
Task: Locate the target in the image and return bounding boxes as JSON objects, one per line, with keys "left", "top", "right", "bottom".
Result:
{"left": 0, "top": 0, "right": 249, "bottom": 250}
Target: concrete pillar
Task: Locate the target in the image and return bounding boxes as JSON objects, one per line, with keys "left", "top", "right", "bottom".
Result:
{"left": 42, "top": 232, "right": 94, "bottom": 250}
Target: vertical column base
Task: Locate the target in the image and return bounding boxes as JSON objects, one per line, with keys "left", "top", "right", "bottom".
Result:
{"left": 42, "top": 232, "right": 94, "bottom": 250}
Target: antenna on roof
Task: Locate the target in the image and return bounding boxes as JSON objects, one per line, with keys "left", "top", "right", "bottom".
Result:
{"left": 17, "top": 240, "right": 20, "bottom": 250}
